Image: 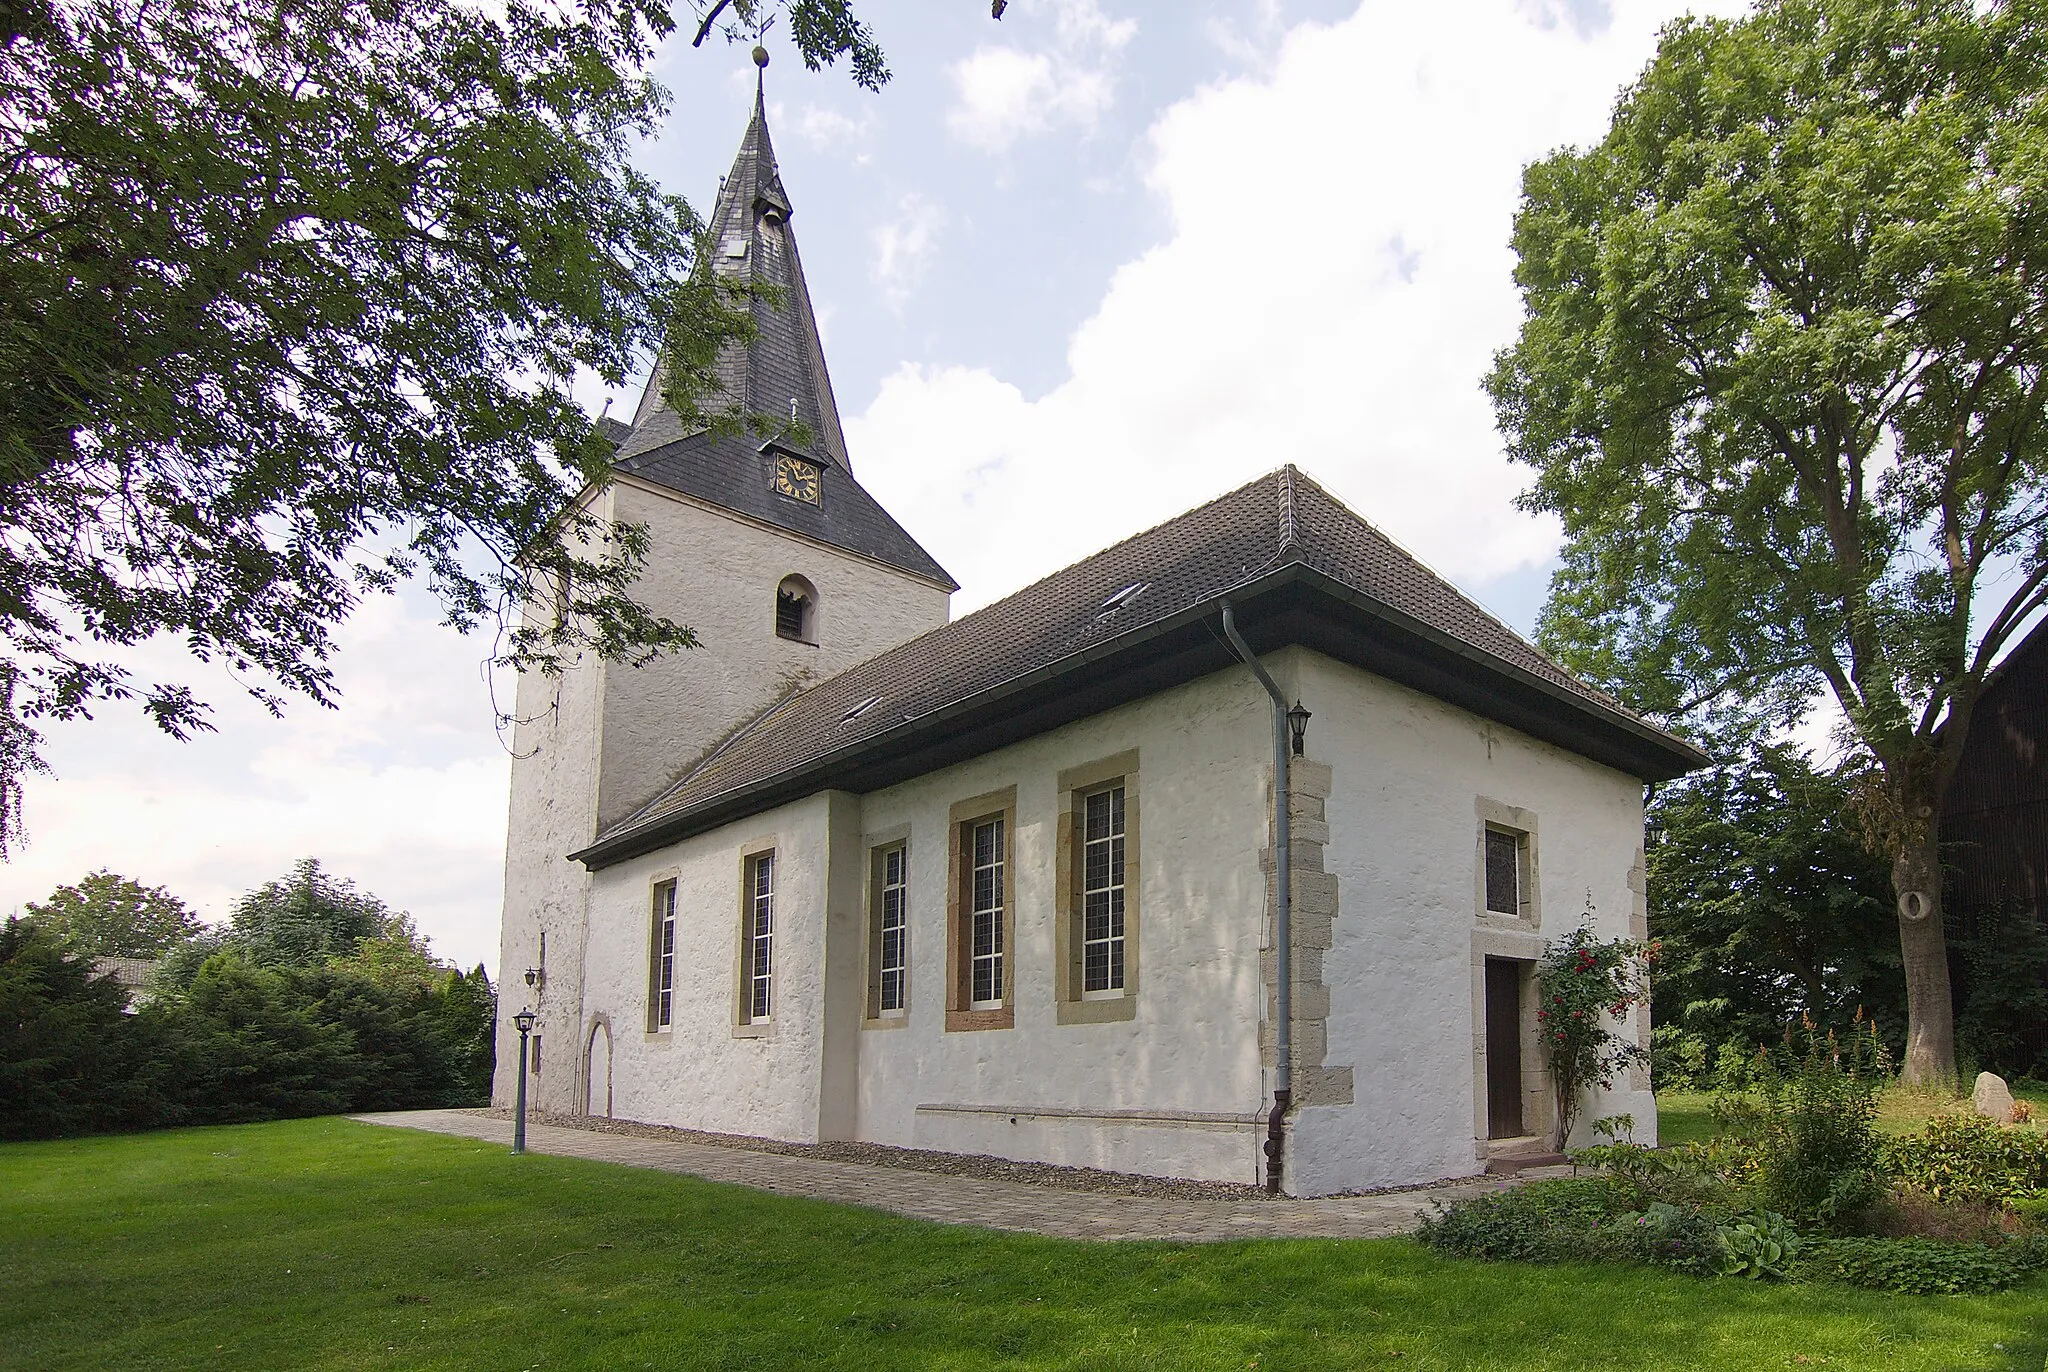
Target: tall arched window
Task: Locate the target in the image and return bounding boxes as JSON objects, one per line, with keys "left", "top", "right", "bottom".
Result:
{"left": 775, "top": 575, "right": 817, "bottom": 643}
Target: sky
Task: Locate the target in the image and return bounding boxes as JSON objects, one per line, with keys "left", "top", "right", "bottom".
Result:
{"left": 0, "top": 0, "right": 1752, "bottom": 975}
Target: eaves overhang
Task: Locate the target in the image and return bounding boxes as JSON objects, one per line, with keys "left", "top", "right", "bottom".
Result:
{"left": 569, "top": 563, "right": 1710, "bottom": 871}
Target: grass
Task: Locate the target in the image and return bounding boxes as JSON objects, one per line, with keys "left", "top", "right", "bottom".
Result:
{"left": 2, "top": 1119, "right": 2044, "bottom": 1370}
{"left": 1656, "top": 1081, "right": 2048, "bottom": 1147}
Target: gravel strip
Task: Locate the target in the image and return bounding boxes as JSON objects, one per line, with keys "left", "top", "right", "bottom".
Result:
{"left": 474, "top": 1107, "right": 1268, "bottom": 1201}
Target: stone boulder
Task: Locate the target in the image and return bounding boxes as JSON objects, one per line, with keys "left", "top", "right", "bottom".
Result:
{"left": 1973, "top": 1071, "right": 2017, "bottom": 1123}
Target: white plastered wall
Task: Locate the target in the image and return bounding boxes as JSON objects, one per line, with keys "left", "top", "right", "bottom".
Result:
{"left": 582, "top": 792, "right": 840, "bottom": 1140}
{"left": 575, "top": 666, "right": 1278, "bottom": 1181}
{"left": 1280, "top": 647, "right": 1658, "bottom": 1197}
{"left": 594, "top": 479, "right": 951, "bottom": 831}
{"left": 493, "top": 476, "right": 949, "bottom": 1115}
{"left": 852, "top": 670, "right": 1274, "bottom": 1184}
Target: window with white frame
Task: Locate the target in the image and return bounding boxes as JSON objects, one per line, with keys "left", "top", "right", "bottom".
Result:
{"left": 648, "top": 879, "right": 676, "bottom": 1031}
{"left": 744, "top": 852, "right": 775, "bottom": 1021}
{"left": 869, "top": 843, "right": 908, "bottom": 1017}
{"left": 968, "top": 817, "right": 1005, "bottom": 1008}
{"left": 1081, "top": 785, "right": 1126, "bottom": 995}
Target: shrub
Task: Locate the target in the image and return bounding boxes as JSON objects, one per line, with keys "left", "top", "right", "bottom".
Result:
{"left": 1799, "top": 1236, "right": 2048, "bottom": 1295}
{"left": 1417, "top": 1177, "right": 1625, "bottom": 1262}
{"left": 1880, "top": 1112, "right": 2048, "bottom": 1206}
{"left": 1715, "top": 1017, "right": 1887, "bottom": 1226}
{"left": 1418, "top": 1178, "right": 1722, "bottom": 1271}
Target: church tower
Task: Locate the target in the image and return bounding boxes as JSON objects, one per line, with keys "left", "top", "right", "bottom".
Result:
{"left": 494, "top": 81, "right": 956, "bottom": 1114}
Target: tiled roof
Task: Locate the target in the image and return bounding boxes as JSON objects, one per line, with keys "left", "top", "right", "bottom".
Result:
{"left": 607, "top": 87, "right": 954, "bottom": 589}
{"left": 575, "top": 467, "right": 1707, "bottom": 868}
{"left": 616, "top": 429, "right": 955, "bottom": 589}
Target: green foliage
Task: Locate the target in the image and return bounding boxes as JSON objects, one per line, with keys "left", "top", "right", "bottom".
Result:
{"left": 0, "top": 0, "right": 742, "bottom": 856}
{"left": 1536, "top": 921, "right": 1652, "bottom": 1146}
{"left": 0, "top": 920, "right": 169, "bottom": 1139}
{"left": 0, "top": 859, "right": 497, "bottom": 1137}
{"left": 20, "top": 869, "right": 205, "bottom": 958}
{"left": 1417, "top": 1177, "right": 1647, "bottom": 1263}
{"left": 1879, "top": 1113, "right": 2048, "bottom": 1206}
{"left": 1490, "top": 0, "right": 2048, "bottom": 1085}
{"left": 1716, "top": 1020, "right": 1889, "bottom": 1226}
{"left": 221, "top": 858, "right": 408, "bottom": 971}
{"left": 1646, "top": 745, "right": 1903, "bottom": 1068}
{"left": 1800, "top": 1236, "right": 2048, "bottom": 1295}
{"left": 1715, "top": 1210, "right": 1802, "bottom": 1280}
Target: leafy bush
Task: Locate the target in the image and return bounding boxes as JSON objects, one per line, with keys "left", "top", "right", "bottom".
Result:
{"left": 1715, "top": 1210, "right": 1800, "bottom": 1279}
{"left": 1880, "top": 1112, "right": 2048, "bottom": 1206}
{"left": 1418, "top": 1178, "right": 1723, "bottom": 1271}
{"left": 1618, "top": 1201, "right": 1726, "bottom": 1272}
{"left": 1798, "top": 1236, "right": 2048, "bottom": 1295}
{"left": 1714, "top": 1018, "right": 1887, "bottom": 1226}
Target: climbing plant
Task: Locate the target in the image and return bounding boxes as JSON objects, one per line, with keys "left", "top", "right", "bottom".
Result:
{"left": 1537, "top": 918, "right": 1653, "bottom": 1148}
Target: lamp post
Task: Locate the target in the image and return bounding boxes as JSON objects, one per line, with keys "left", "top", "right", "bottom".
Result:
{"left": 512, "top": 1007, "right": 536, "bottom": 1155}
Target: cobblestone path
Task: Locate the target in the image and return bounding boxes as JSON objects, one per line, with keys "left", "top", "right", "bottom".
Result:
{"left": 351, "top": 1109, "right": 1559, "bottom": 1242}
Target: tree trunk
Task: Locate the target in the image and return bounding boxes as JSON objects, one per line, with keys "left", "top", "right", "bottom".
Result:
{"left": 1892, "top": 829, "right": 1956, "bottom": 1087}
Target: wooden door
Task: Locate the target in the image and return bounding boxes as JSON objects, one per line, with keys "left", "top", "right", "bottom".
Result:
{"left": 1485, "top": 958, "right": 1525, "bottom": 1139}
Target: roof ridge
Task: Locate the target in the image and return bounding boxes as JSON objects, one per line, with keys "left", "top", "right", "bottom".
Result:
{"left": 1285, "top": 469, "right": 1637, "bottom": 716}
{"left": 1277, "top": 464, "right": 1300, "bottom": 553}
{"left": 945, "top": 466, "right": 1301, "bottom": 614}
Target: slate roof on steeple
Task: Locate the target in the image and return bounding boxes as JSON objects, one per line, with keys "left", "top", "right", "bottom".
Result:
{"left": 610, "top": 84, "right": 955, "bottom": 591}
{"left": 573, "top": 467, "right": 1710, "bottom": 869}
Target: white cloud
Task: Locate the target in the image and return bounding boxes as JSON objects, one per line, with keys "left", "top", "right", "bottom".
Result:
{"left": 786, "top": 103, "right": 876, "bottom": 160}
{"left": 0, "top": 592, "right": 511, "bottom": 975}
{"left": 852, "top": 0, "right": 1747, "bottom": 613}
{"left": 947, "top": 0, "right": 1138, "bottom": 151}
{"left": 870, "top": 193, "right": 947, "bottom": 305}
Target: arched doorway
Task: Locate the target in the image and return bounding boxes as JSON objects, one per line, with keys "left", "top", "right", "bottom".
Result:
{"left": 584, "top": 1017, "right": 612, "bottom": 1119}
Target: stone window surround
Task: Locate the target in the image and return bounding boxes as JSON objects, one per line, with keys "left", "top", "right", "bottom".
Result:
{"left": 861, "top": 824, "right": 913, "bottom": 1029}
{"left": 1473, "top": 796, "right": 1541, "bottom": 929}
{"left": 732, "top": 835, "right": 779, "bottom": 1039}
{"left": 945, "top": 786, "right": 1017, "bottom": 1033}
{"left": 1053, "top": 750, "right": 1141, "bottom": 1025}
{"left": 643, "top": 868, "right": 681, "bottom": 1039}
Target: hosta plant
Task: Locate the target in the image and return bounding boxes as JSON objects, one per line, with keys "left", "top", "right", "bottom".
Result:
{"left": 1716, "top": 1210, "right": 1801, "bottom": 1280}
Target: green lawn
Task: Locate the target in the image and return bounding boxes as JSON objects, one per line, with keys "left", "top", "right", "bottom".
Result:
{"left": 1656, "top": 1081, "right": 2048, "bottom": 1147}
{"left": 2, "top": 1119, "right": 2043, "bottom": 1371}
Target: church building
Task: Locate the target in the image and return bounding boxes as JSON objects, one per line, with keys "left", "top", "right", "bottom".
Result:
{"left": 492, "top": 91, "right": 1707, "bottom": 1196}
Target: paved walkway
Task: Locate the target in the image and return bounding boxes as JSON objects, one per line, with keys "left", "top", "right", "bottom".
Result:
{"left": 351, "top": 1109, "right": 1560, "bottom": 1242}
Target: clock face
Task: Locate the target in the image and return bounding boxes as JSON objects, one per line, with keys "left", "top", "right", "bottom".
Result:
{"left": 772, "top": 455, "right": 821, "bottom": 505}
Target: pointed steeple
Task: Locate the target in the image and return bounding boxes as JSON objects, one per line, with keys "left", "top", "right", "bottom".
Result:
{"left": 606, "top": 80, "right": 955, "bottom": 594}
{"left": 622, "top": 76, "right": 850, "bottom": 472}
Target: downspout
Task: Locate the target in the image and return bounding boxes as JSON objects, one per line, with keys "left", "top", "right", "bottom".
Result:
{"left": 1220, "top": 601, "right": 1299, "bottom": 1194}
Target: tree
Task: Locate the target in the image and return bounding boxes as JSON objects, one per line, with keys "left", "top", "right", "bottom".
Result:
{"left": 224, "top": 857, "right": 406, "bottom": 968}
{"left": 1647, "top": 746, "right": 1902, "bottom": 1063}
{"left": 0, "top": 0, "right": 986, "bottom": 855}
{"left": 21, "top": 869, "right": 204, "bottom": 957}
{"left": 1488, "top": 0, "right": 2048, "bottom": 1084}
{"left": 0, "top": 918, "right": 167, "bottom": 1139}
